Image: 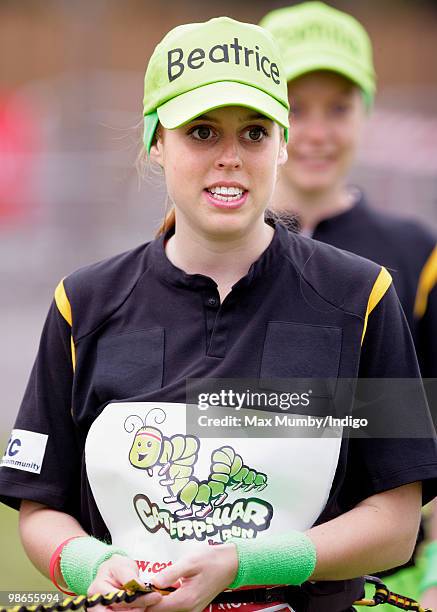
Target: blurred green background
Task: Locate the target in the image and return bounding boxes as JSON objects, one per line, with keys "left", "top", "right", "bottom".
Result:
{"left": 0, "top": 505, "right": 51, "bottom": 590}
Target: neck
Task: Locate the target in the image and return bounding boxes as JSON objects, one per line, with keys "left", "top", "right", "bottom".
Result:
{"left": 165, "top": 215, "right": 274, "bottom": 299}
{"left": 273, "top": 177, "right": 356, "bottom": 234}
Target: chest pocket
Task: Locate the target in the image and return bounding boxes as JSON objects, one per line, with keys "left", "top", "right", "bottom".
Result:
{"left": 94, "top": 328, "right": 164, "bottom": 401}
{"left": 260, "top": 321, "right": 342, "bottom": 400}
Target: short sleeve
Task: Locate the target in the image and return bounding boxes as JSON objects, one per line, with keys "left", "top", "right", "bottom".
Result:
{"left": 340, "top": 282, "right": 437, "bottom": 508}
{"left": 414, "top": 244, "right": 437, "bottom": 379}
{"left": 0, "top": 299, "right": 81, "bottom": 514}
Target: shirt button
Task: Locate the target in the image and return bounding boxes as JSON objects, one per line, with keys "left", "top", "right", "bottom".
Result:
{"left": 207, "top": 296, "right": 219, "bottom": 307}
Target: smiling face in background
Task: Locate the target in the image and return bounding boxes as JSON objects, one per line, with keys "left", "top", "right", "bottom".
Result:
{"left": 151, "top": 106, "right": 287, "bottom": 242}
{"left": 283, "top": 71, "right": 366, "bottom": 195}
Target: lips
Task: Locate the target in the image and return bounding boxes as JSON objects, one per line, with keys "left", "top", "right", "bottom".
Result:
{"left": 207, "top": 188, "right": 243, "bottom": 201}
{"left": 294, "top": 153, "right": 335, "bottom": 169}
{"left": 204, "top": 189, "right": 248, "bottom": 209}
{"left": 206, "top": 184, "right": 247, "bottom": 200}
{"left": 206, "top": 181, "right": 247, "bottom": 191}
{"left": 204, "top": 183, "right": 248, "bottom": 209}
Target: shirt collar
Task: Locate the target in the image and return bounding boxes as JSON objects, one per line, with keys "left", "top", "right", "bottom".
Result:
{"left": 149, "top": 221, "right": 294, "bottom": 290}
{"left": 313, "top": 190, "right": 367, "bottom": 233}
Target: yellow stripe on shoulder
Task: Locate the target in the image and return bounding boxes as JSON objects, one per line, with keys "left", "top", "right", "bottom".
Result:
{"left": 54, "top": 279, "right": 72, "bottom": 326}
{"left": 414, "top": 245, "right": 437, "bottom": 320}
{"left": 70, "top": 335, "right": 76, "bottom": 370}
{"left": 54, "top": 279, "right": 76, "bottom": 371}
{"left": 361, "top": 267, "right": 393, "bottom": 346}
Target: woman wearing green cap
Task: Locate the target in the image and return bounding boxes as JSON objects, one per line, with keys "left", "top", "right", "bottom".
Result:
{"left": 0, "top": 14, "right": 436, "bottom": 612}
{"left": 260, "top": 1, "right": 437, "bottom": 608}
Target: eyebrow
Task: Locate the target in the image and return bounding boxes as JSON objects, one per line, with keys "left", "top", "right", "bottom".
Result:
{"left": 192, "top": 112, "right": 271, "bottom": 122}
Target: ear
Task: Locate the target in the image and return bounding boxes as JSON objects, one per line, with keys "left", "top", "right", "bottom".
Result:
{"left": 149, "top": 132, "right": 164, "bottom": 167}
{"left": 277, "top": 139, "right": 288, "bottom": 167}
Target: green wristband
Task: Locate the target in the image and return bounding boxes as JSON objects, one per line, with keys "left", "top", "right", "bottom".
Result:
{"left": 60, "top": 536, "right": 128, "bottom": 595}
{"left": 228, "top": 531, "right": 316, "bottom": 589}
{"left": 419, "top": 541, "right": 437, "bottom": 594}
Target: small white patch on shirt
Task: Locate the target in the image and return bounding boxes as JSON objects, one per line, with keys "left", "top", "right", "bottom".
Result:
{"left": 1, "top": 429, "right": 48, "bottom": 474}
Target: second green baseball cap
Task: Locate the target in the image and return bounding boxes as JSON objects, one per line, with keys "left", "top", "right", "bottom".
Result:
{"left": 143, "top": 17, "right": 290, "bottom": 153}
{"left": 260, "top": 2, "right": 376, "bottom": 107}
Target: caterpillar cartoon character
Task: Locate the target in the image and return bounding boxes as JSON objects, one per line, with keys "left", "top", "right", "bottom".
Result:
{"left": 125, "top": 409, "right": 268, "bottom": 518}
{"left": 125, "top": 409, "right": 199, "bottom": 506}
{"left": 179, "top": 445, "right": 268, "bottom": 518}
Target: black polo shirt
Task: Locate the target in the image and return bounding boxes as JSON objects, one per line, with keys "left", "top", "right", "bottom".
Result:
{"left": 1, "top": 223, "right": 437, "bottom": 612}
{"left": 312, "top": 194, "right": 437, "bottom": 379}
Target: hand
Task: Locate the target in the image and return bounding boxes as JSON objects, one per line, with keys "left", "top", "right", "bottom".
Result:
{"left": 420, "top": 586, "right": 437, "bottom": 611}
{"left": 88, "top": 554, "right": 163, "bottom": 612}
{"left": 147, "top": 544, "right": 238, "bottom": 612}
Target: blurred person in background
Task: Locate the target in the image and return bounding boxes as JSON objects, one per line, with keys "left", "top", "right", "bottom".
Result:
{"left": 0, "top": 93, "right": 39, "bottom": 224}
{"left": 260, "top": 1, "right": 437, "bottom": 609}
{"left": 1, "top": 13, "right": 437, "bottom": 612}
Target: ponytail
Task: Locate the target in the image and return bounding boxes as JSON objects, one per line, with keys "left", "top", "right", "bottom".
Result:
{"left": 136, "top": 138, "right": 176, "bottom": 238}
{"left": 155, "top": 207, "right": 176, "bottom": 237}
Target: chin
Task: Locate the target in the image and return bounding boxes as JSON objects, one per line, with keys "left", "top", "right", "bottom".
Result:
{"left": 202, "top": 217, "right": 250, "bottom": 240}
{"left": 295, "top": 173, "right": 339, "bottom": 193}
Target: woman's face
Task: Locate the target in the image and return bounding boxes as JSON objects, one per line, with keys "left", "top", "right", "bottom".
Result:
{"left": 151, "top": 106, "right": 287, "bottom": 240}
{"left": 283, "top": 71, "right": 366, "bottom": 194}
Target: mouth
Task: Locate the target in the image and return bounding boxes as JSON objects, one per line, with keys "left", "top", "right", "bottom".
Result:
{"left": 204, "top": 184, "right": 248, "bottom": 209}
{"left": 138, "top": 453, "right": 146, "bottom": 461}
{"left": 295, "top": 154, "right": 334, "bottom": 169}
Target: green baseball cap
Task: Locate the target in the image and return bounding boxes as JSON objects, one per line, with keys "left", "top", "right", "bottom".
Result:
{"left": 143, "top": 17, "right": 290, "bottom": 153}
{"left": 260, "top": 2, "right": 376, "bottom": 107}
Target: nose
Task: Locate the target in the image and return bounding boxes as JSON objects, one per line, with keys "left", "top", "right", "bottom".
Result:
{"left": 214, "top": 136, "right": 242, "bottom": 170}
{"left": 303, "top": 116, "right": 330, "bottom": 143}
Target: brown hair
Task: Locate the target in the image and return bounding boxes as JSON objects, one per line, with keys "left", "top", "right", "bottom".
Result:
{"left": 136, "top": 138, "right": 176, "bottom": 237}
{"left": 156, "top": 207, "right": 176, "bottom": 237}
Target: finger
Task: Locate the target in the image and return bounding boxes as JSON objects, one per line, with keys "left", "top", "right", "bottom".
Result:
{"left": 109, "top": 608, "right": 144, "bottom": 612}
{"left": 88, "top": 605, "right": 110, "bottom": 612}
{"left": 88, "top": 578, "right": 127, "bottom": 598}
{"left": 107, "top": 557, "right": 141, "bottom": 586}
{"left": 146, "top": 586, "right": 197, "bottom": 612}
{"left": 108, "top": 607, "right": 160, "bottom": 612}
{"left": 152, "top": 558, "right": 196, "bottom": 589}
{"left": 89, "top": 559, "right": 141, "bottom": 597}
{"left": 87, "top": 585, "right": 162, "bottom": 611}
{"left": 87, "top": 581, "right": 135, "bottom": 607}
{"left": 139, "top": 593, "right": 163, "bottom": 608}
{"left": 110, "top": 592, "right": 163, "bottom": 610}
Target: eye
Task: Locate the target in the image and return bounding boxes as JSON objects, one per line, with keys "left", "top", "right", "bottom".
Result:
{"left": 241, "top": 126, "right": 268, "bottom": 142}
{"left": 189, "top": 125, "right": 215, "bottom": 141}
{"left": 137, "top": 441, "right": 142, "bottom": 447}
{"left": 147, "top": 441, "right": 153, "bottom": 448}
{"left": 330, "top": 103, "right": 351, "bottom": 117}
